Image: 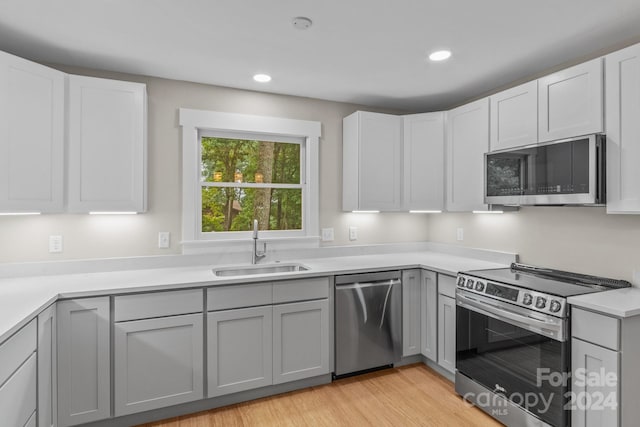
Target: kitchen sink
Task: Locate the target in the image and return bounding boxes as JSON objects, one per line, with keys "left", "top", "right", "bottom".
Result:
{"left": 213, "top": 263, "right": 310, "bottom": 277}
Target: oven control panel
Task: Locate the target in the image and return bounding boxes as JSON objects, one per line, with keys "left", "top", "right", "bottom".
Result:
{"left": 456, "top": 274, "right": 567, "bottom": 317}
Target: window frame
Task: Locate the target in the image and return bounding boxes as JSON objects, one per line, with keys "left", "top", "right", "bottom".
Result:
{"left": 179, "top": 109, "right": 321, "bottom": 249}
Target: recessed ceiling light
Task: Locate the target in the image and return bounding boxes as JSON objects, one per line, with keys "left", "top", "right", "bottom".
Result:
{"left": 429, "top": 50, "right": 452, "bottom": 62}
{"left": 253, "top": 74, "right": 272, "bottom": 83}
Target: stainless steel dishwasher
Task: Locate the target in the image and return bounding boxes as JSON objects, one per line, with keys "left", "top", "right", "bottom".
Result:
{"left": 334, "top": 271, "right": 402, "bottom": 377}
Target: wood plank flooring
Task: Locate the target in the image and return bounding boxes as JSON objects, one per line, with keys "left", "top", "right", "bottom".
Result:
{"left": 138, "top": 364, "right": 502, "bottom": 427}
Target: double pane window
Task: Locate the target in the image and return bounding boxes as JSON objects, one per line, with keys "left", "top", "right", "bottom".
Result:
{"left": 200, "top": 134, "right": 304, "bottom": 234}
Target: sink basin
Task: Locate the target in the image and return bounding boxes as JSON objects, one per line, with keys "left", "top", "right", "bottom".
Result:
{"left": 213, "top": 263, "right": 310, "bottom": 277}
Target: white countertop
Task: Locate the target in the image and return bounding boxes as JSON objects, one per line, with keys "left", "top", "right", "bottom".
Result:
{"left": 0, "top": 250, "right": 511, "bottom": 343}
{"left": 568, "top": 287, "right": 640, "bottom": 318}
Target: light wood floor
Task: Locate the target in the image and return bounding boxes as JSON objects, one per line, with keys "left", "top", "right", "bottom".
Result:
{"left": 139, "top": 364, "right": 502, "bottom": 427}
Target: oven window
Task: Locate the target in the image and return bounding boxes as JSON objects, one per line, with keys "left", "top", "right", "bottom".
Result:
{"left": 456, "top": 306, "right": 568, "bottom": 426}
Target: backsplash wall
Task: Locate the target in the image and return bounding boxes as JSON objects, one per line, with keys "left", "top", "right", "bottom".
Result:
{"left": 428, "top": 207, "right": 640, "bottom": 283}
{"left": 0, "top": 66, "right": 428, "bottom": 263}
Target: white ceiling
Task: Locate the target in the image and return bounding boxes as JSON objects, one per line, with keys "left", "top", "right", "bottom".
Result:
{"left": 1, "top": 0, "right": 640, "bottom": 111}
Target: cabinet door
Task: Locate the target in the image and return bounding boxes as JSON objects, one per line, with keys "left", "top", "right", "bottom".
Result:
{"left": 273, "top": 299, "right": 329, "bottom": 384}
{"left": 538, "top": 58, "right": 603, "bottom": 142}
{"left": 489, "top": 81, "right": 538, "bottom": 151}
{"left": 38, "top": 305, "right": 57, "bottom": 427}
{"left": 0, "top": 50, "right": 64, "bottom": 213}
{"left": 402, "top": 269, "right": 421, "bottom": 356}
{"left": 446, "top": 98, "right": 490, "bottom": 212}
{"left": 68, "top": 75, "right": 147, "bottom": 213}
{"left": 437, "top": 294, "right": 456, "bottom": 373}
{"left": 420, "top": 270, "right": 437, "bottom": 362}
{"left": 571, "top": 339, "right": 619, "bottom": 427}
{"left": 343, "top": 111, "right": 402, "bottom": 211}
{"left": 0, "top": 352, "right": 36, "bottom": 427}
{"left": 114, "top": 313, "right": 203, "bottom": 416}
{"left": 605, "top": 43, "right": 640, "bottom": 213}
{"left": 57, "top": 297, "right": 110, "bottom": 427}
{"left": 403, "top": 112, "right": 444, "bottom": 211}
{"left": 207, "top": 306, "right": 272, "bottom": 397}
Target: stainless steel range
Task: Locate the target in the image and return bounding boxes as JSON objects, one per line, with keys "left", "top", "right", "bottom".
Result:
{"left": 455, "top": 263, "right": 630, "bottom": 427}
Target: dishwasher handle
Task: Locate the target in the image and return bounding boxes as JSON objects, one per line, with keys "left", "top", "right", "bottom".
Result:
{"left": 335, "top": 271, "right": 401, "bottom": 286}
{"left": 335, "top": 279, "right": 401, "bottom": 289}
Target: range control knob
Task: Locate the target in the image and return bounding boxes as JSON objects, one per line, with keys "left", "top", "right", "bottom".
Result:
{"left": 466, "top": 279, "right": 475, "bottom": 289}
{"left": 522, "top": 293, "right": 533, "bottom": 305}
{"left": 550, "top": 300, "right": 562, "bottom": 313}
{"left": 475, "top": 281, "right": 485, "bottom": 292}
{"left": 457, "top": 276, "right": 466, "bottom": 287}
{"left": 535, "top": 297, "right": 547, "bottom": 309}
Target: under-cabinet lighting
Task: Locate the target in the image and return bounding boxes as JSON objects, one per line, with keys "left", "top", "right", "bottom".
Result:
{"left": 0, "top": 212, "right": 41, "bottom": 216}
{"left": 472, "top": 210, "right": 504, "bottom": 214}
{"left": 409, "top": 210, "right": 442, "bottom": 214}
{"left": 352, "top": 210, "right": 380, "bottom": 214}
{"left": 89, "top": 211, "right": 138, "bottom": 215}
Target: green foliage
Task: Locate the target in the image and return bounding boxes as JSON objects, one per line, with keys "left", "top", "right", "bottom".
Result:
{"left": 201, "top": 137, "right": 302, "bottom": 232}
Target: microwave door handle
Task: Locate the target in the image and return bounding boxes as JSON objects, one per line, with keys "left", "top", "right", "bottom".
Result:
{"left": 456, "top": 293, "right": 566, "bottom": 342}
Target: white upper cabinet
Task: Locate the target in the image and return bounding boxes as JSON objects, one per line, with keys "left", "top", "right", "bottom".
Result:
{"left": 446, "top": 98, "right": 490, "bottom": 212}
{"left": 402, "top": 112, "right": 444, "bottom": 211}
{"left": 343, "top": 111, "right": 402, "bottom": 211}
{"left": 538, "top": 58, "right": 603, "bottom": 142}
{"left": 605, "top": 43, "right": 640, "bottom": 214}
{"left": 0, "top": 50, "right": 65, "bottom": 213}
{"left": 489, "top": 81, "right": 538, "bottom": 151}
{"left": 68, "top": 75, "right": 147, "bottom": 213}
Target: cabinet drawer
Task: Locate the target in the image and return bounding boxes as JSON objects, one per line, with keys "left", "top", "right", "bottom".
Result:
{"left": 438, "top": 274, "right": 457, "bottom": 298}
{"left": 572, "top": 307, "right": 620, "bottom": 351}
{"left": 115, "top": 289, "right": 203, "bottom": 321}
{"left": 0, "top": 352, "right": 36, "bottom": 427}
{"left": 273, "top": 278, "right": 329, "bottom": 304}
{"left": 0, "top": 319, "right": 36, "bottom": 387}
{"left": 208, "top": 283, "right": 273, "bottom": 311}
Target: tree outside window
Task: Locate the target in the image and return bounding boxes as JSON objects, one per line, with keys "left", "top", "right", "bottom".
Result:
{"left": 200, "top": 137, "right": 303, "bottom": 233}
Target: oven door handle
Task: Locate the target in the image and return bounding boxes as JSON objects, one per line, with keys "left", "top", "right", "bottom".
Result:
{"left": 456, "top": 292, "right": 567, "bottom": 342}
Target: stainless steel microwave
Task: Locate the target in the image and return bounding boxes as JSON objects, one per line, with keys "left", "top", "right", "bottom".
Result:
{"left": 484, "top": 134, "right": 606, "bottom": 206}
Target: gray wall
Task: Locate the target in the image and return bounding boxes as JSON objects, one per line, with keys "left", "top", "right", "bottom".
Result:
{"left": 2, "top": 66, "right": 639, "bottom": 284}
{"left": 0, "top": 67, "right": 429, "bottom": 263}
{"left": 428, "top": 207, "right": 640, "bottom": 282}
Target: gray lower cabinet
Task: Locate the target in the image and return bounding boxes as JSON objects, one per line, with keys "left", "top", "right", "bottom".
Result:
{"left": 207, "top": 306, "right": 273, "bottom": 397}
{"left": 402, "top": 269, "right": 421, "bottom": 356}
{"left": 273, "top": 299, "right": 329, "bottom": 384}
{"left": 57, "top": 297, "right": 110, "bottom": 427}
{"left": 0, "top": 320, "right": 37, "bottom": 427}
{"left": 570, "top": 307, "right": 640, "bottom": 427}
{"left": 114, "top": 313, "right": 204, "bottom": 416}
{"left": 571, "top": 338, "right": 619, "bottom": 427}
{"left": 38, "top": 304, "right": 57, "bottom": 427}
{"left": 420, "top": 270, "right": 437, "bottom": 362}
{"left": 437, "top": 294, "right": 456, "bottom": 373}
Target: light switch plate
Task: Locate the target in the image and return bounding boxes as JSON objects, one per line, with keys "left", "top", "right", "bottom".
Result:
{"left": 456, "top": 228, "right": 464, "bottom": 241}
{"left": 321, "top": 228, "right": 334, "bottom": 242}
{"left": 49, "top": 235, "right": 63, "bottom": 253}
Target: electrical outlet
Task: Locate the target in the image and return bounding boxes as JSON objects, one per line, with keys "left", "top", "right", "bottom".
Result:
{"left": 349, "top": 226, "right": 358, "bottom": 241}
{"left": 456, "top": 228, "right": 464, "bottom": 241}
{"left": 158, "top": 232, "right": 171, "bottom": 248}
{"left": 321, "top": 228, "right": 334, "bottom": 242}
{"left": 49, "top": 235, "right": 63, "bottom": 253}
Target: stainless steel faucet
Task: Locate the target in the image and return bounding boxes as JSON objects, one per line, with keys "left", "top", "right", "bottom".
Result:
{"left": 252, "top": 219, "right": 267, "bottom": 264}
